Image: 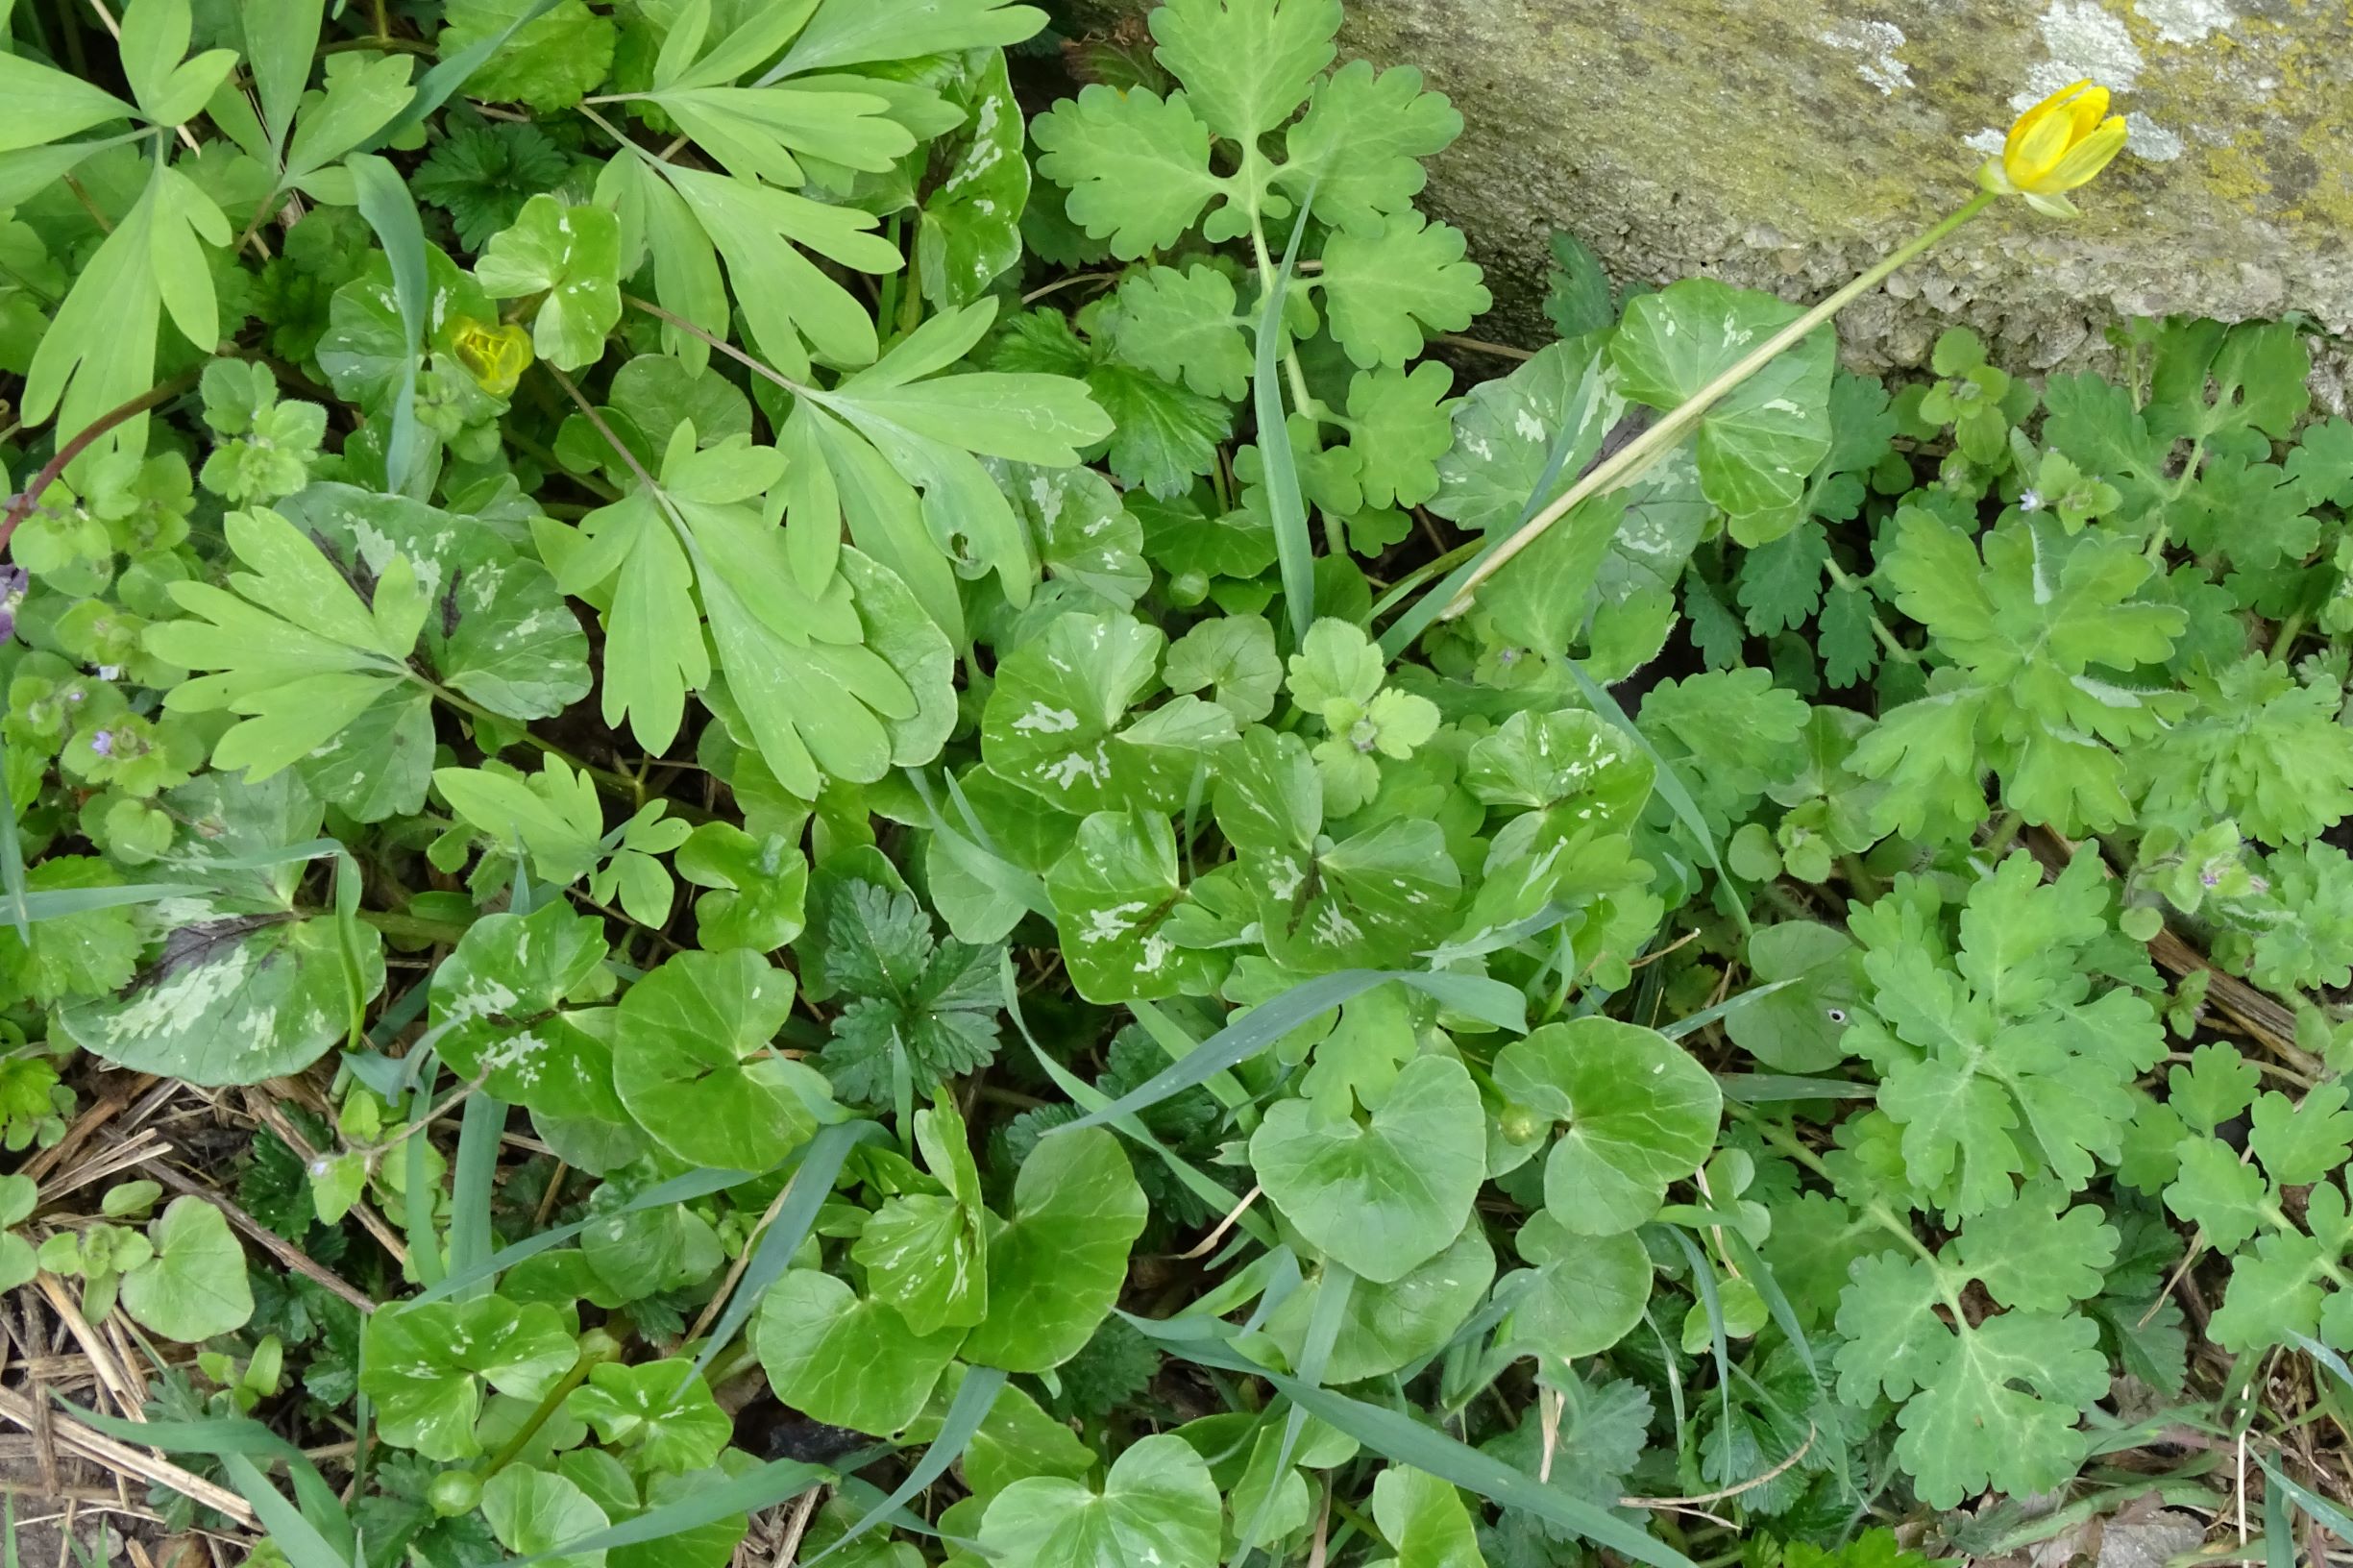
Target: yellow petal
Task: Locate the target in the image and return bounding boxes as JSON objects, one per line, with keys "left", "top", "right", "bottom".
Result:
{"left": 2007, "top": 107, "right": 2080, "bottom": 184}
{"left": 2064, "top": 84, "right": 2112, "bottom": 141}
{"left": 2003, "top": 79, "right": 2091, "bottom": 163}
{"left": 2039, "top": 115, "right": 2128, "bottom": 191}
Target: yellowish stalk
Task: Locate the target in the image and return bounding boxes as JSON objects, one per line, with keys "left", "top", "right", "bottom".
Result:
{"left": 1438, "top": 190, "right": 1998, "bottom": 619}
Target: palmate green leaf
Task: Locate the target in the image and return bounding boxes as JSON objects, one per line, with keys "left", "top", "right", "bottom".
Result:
{"left": 1031, "top": 86, "right": 1222, "bottom": 258}
{"left": 1250, "top": 1054, "right": 1485, "bottom": 1284}
{"left": 1610, "top": 278, "right": 1832, "bottom": 545}
{"left": 611, "top": 948, "right": 825, "bottom": 1171}
{"left": 439, "top": 0, "right": 614, "bottom": 111}
{"left": 753, "top": 1268, "right": 964, "bottom": 1435}
{"left": 1152, "top": 0, "right": 1337, "bottom": 145}
{"left": 820, "top": 880, "right": 1004, "bottom": 1104}
{"left": 1086, "top": 361, "right": 1232, "bottom": 500}
{"left": 315, "top": 242, "right": 496, "bottom": 412}
{"left": 1317, "top": 212, "right": 1489, "bottom": 370}
{"left": 1493, "top": 1018, "right": 1719, "bottom": 1236}
{"left": 993, "top": 460, "right": 1151, "bottom": 611}
{"left": 1280, "top": 60, "right": 1460, "bottom": 238}
{"left": 963, "top": 1126, "right": 1147, "bottom": 1372}
{"left": 360, "top": 1294, "right": 578, "bottom": 1460}
{"left": 1429, "top": 339, "right": 1619, "bottom": 538}
{"left": 475, "top": 194, "right": 622, "bottom": 370}
{"left": 0, "top": 52, "right": 135, "bottom": 151}
{"left": 1105, "top": 263, "right": 1250, "bottom": 401}
{"left": 1347, "top": 360, "right": 1456, "bottom": 509}
{"left": 978, "top": 1432, "right": 1219, "bottom": 1568}
{"left": 24, "top": 161, "right": 224, "bottom": 467}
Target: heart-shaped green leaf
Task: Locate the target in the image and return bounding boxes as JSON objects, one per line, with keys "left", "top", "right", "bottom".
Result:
{"left": 752, "top": 1269, "right": 964, "bottom": 1435}
{"left": 1494, "top": 1018, "right": 1721, "bottom": 1236}
{"left": 962, "top": 1125, "right": 1146, "bottom": 1372}
{"left": 1250, "top": 1054, "right": 1486, "bottom": 1284}
{"left": 610, "top": 948, "right": 824, "bottom": 1171}
{"left": 977, "top": 1432, "right": 1220, "bottom": 1568}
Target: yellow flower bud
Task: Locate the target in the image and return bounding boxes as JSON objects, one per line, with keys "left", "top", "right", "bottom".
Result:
{"left": 450, "top": 316, "right": 533, "bottom": 396}
{"left": 1978, "top": 79, "right": 2129, "bottom": 218}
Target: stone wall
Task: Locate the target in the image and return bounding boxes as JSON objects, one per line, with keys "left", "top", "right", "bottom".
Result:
{"left": 1065, "top": 0, "right": 2353, "bottom": 395}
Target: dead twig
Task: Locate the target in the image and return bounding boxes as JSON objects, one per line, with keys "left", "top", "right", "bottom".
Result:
{"left": 0, "top": 1384, "right": 257, "bottom": 1530}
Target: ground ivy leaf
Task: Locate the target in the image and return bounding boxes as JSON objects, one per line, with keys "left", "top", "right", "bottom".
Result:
{"left": 1250, "top": 1054, "right": 1485, "bottom": 1285}
{"left": 1164, "top": 613, "right": 1282, "bottom": 723}
{"left": 977, "top": 1431, "right": 1220, "bottom": 1568}
{"left": 610, "top": 948, "right": 822, "bottom": 1171}
{"left": 1493, "top": 1018, "right": 1720, "bottom": 1236}
{"left": 963, "top": 1126, "right": 1146, "bottom": 1372}
{"left": 754, "top": 1268, "right": 964, "bottom": 1435}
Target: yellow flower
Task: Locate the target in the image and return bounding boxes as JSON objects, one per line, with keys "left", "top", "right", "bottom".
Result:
{"left": 450, "top": 316, "right": 533, "bottom": 396}
{"left": 1979, "top": 79, "right": 2129, "bottom": 217}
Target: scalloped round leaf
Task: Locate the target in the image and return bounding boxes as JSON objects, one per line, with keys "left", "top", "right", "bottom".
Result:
{"left": 1463, "top": 707, "right": 1654, "bottom": 826}
{"left": 432, "top": 902, "right": 621, "bottom": 1119}
{"left": 1495, "top": 1017, "right": 1721, "bottom": 1236}
{"left": 1045, "top": 810, "right": 1221, "bottom": 1003}
{"left": 481, "top": 1464, "right": 609, "bottom": 1568}
{"left": 1249, "top": 1054, "right": 1485, "bottom": 1284}
{"left": 1504, "top": 1211, "right": 1652, "bottom": 1360}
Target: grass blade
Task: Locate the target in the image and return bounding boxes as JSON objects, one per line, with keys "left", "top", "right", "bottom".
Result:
{"left": 1658, "top": 978, "right": 1795, "bottom": 1040}
{"left": 1715, "top": 1072, "right": 1875, "bottom": 1104}
{"left": 799, "top": 1366, "right": 1006, "bottom": 1568}
{"left": 685, "top": 1119, "right": 882, "bottom": 1386}
{"left": 1127, "top": 1311, "right": 1697, "bottom": 1568}
{"left": 512, "top": 1457, "right": 836, "bottom": 1564}
{"left": 346, "top": 154, "right": 429, "bottom": 496}
{"left": 1255, "top": 196, "right": 1319, "bottom": 646}
{"left": 1234, "top": 1264, "right": 1354, "bottom": 1559}
{"left": 1056, "top": 967, "right": 1522, "bottom": 1136}
{"left": 448, "top": 1091, "right": 505, "bottom": 1299}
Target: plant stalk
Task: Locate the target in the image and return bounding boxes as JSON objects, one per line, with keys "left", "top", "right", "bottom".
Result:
{"left": 1436, "top": 191, "right": 1998, "bottom": 619}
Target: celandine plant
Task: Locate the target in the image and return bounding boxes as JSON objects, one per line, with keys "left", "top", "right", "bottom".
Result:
{"left": 1, "top": 0, "right": 2351, "bottom": 1564}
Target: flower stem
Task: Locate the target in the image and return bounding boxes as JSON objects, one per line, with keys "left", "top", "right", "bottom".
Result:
{"left": 1435, "top": 191, "right": 1998, "bottom": 619}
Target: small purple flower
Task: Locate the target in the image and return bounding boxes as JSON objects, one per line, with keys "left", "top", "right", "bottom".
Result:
{"left": 0, "top": 566, "right": 26, "bottom": 645}
{"left": 88, "top": 729, "right": 114, "bottom": 759}
{"left": 2200, "top": 868, "right": 2221, "bottom": 888}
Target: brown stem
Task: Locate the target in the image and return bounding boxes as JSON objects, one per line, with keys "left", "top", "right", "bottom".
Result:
{"left": 1, "top": 369, "right": 207, "bottom": 553}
